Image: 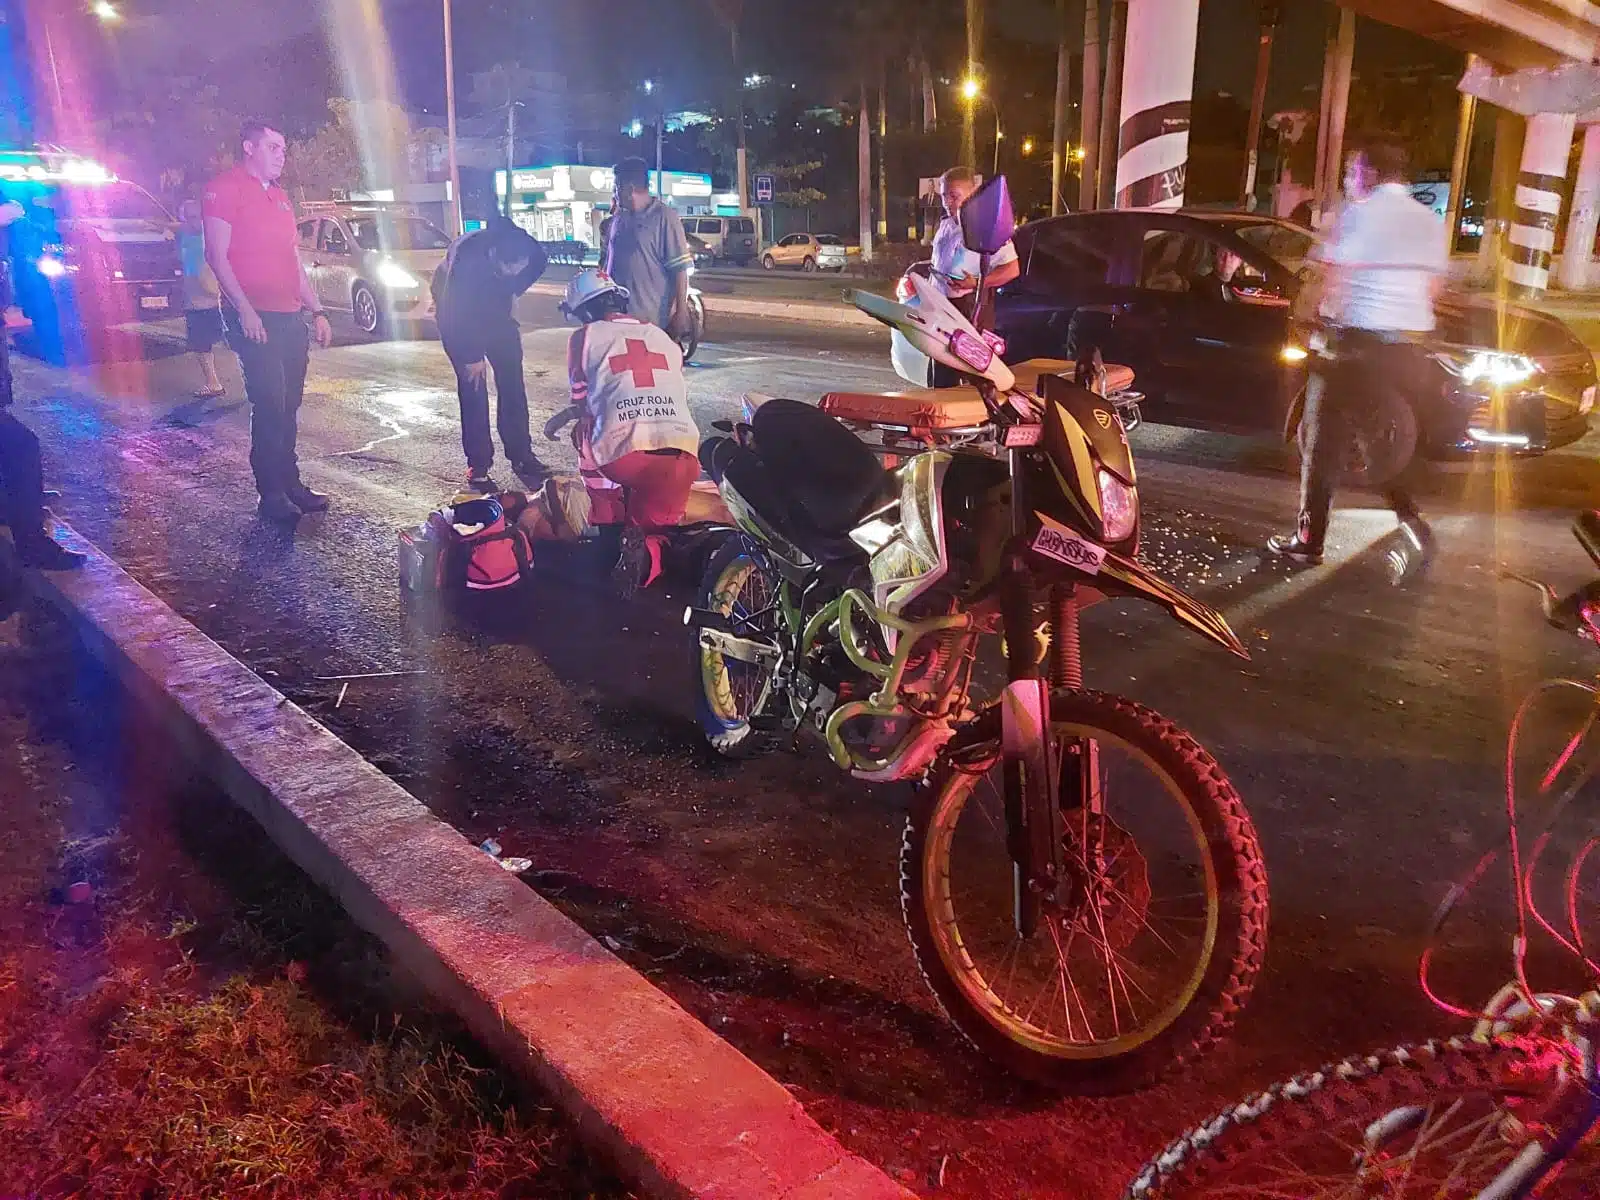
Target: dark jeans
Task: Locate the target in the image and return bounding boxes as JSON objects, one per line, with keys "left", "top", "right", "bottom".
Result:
{"left": 1298, "top": 330, "right": 1427, "bottom": 552}
{"left": 444, "top": 320, "right": 532, "bottom": 473}
{"left": 225, "top": 308, "right": 310, "bottom": 497}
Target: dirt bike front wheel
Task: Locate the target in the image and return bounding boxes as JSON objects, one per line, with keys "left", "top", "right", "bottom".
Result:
{"left": 692, "top": 535, "right": 779, "bottom": 757}
{"left": 901, "top": 689, "right": 1268, "bottom": 1090}
{"left": 1123, "top": 1034, "right": 1597, "bottom": 1198}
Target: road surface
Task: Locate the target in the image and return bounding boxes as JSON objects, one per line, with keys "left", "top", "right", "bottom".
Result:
{"left": 9, "top": 300, "right": 1600, "bottom": 1198}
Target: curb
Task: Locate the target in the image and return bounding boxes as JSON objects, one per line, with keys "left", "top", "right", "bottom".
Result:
{"left": 529, "top": 281, "right": 879, "bottom": 329}
{"left": 28, "top": 521, "right": 914, "bottom": 1200}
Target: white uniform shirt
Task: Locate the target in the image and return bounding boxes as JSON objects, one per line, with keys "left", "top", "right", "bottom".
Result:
{"left": 1317, "top": 183, "right": 1447, "bottom": 333}
{"left": 931, "top": 214, "right": 1017, "bottom": 298}
{"left": 567, "top": 315, "right": 698, "bottom": 469}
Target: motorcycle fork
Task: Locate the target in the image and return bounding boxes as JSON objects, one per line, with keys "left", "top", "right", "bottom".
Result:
{"left": 1050, "top": 584, "right": 1104, "bottom": 883}
{"left": 1000, "top": 451, "right": 1065, "bottom": 939}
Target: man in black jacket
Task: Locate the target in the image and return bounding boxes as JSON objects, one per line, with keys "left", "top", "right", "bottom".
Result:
{"left": 431, "top": 219, "right": 549, "bottom": 490}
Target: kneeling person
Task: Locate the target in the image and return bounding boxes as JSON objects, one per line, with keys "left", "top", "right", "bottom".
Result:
{"left": 561, "top": 270, "right": 699, "bottom": 588}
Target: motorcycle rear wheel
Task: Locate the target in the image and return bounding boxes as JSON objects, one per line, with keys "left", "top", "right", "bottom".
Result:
{"left": 901, "top": 689, "right": 1268, "bottom": 1090}
{"left": 693, "top": 536, "right": 780, "bottom": 757}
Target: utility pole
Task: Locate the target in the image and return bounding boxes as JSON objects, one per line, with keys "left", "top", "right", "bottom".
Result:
{"left": 442, "top": 0, "right": 463, "bottom": 234}
{"left": 503, "top": 100, "right": 522, "bottom": 219}
{"left": 1074, "top": 0, "right": 1100, "bottom": 213}
{"left": 1240, "top": 2, "right": 1280, "bottom": 210}
{"left": 733, "top": 27, "right": 749, "bottom": 212}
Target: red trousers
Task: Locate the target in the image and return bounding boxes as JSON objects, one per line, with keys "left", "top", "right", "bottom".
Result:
{"left": 598, "top": 449, "right": 698, "bottom": 532}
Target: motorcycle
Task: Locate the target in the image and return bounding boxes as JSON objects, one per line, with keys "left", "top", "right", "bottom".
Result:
{"left": 684, "top": 175, "right": 1268, "bottom": 1089}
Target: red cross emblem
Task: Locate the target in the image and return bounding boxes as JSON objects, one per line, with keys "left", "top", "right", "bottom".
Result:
{"left": 607, "top": 338, "right": 671, "bottom": 388}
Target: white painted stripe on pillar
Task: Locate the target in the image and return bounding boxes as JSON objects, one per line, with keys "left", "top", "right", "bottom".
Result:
{"left": 1523, "top": 112, "right": 1577, "bottom": 177}
{"left": 1114, "top": 0, "right": 1199, "bottom": 205}
{"left": 1505, "top": 260, "right": 1548, "bottom": 288}
{"left": 1116, "top": 134, "right": 1188, "bottom": 199}
{"left": 1509, "top": 225, "right": 1557, "bottom": 252}
{"left": 1558, "top": 123, "right": 1600, "bottom": 291}
{"left": 1514, "top": 184, "right": 1563, "bottom": 214}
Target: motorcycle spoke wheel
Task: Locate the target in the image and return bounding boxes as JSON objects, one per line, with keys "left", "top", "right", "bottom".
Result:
{"left": 1125, "top": 1035, "right": 1599, "bottom": 1199}
{"left": 902, "top": 691, "right": 1267, "bottom": 1090}
{"left": 695, "top": 541, "right": 778, "bottom": 756}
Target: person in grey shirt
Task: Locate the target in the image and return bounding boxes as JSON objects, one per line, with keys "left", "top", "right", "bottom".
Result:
{"left": 602, "top": 157, "right": 693, "bottom": 334}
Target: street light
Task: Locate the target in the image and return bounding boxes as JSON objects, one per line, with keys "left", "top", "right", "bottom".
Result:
{"left": 1022, "top": 138, "right": 1034, "bottom": 156}
{"left": 91, "top": 1, "right": 120, "bottom": 21}
{"left": 959, "top": 78, "right": 1002, "bottom": 178}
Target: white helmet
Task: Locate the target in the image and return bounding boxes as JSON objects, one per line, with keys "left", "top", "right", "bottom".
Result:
{"left": 562, "top": 269, "right": 629, "bottom": 319}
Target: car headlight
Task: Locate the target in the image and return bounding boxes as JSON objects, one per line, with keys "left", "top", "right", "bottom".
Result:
{"left": 376, "top": 259, "right": 419, "bottom": 289}
{"left": 36, "top": 254, "right": 70, "bottom": 278}
{"left": 1280, "top": 344, "right": 1309, "bottom": 363}
{"left": 1096, "top": 468, "right": 1137, "bottom": 543}
{"left": 1432, "top": 347, "right": 1537, "bottom": 387}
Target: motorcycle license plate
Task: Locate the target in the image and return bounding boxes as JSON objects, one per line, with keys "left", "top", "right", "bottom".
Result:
{"left": 1031, "top": 524, "right": 1107, "bottom": 575}
{"left": 140, "top": 295, "right": 170, "bottom": 311}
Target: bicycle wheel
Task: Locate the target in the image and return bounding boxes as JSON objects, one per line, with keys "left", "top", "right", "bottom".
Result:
{"left": 901, "top": 690, "right": 1268, "bottom": 1090}
{"left": 692, "top": 536, "right": 779, "bottom": 757}
{"left": 1125, "top": 1034, "right": 1599, "bottom": 1198}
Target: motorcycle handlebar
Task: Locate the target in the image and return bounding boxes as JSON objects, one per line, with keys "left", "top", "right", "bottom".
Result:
{"left": 1499, "top": 570, "right": 1600, "bottom": 635}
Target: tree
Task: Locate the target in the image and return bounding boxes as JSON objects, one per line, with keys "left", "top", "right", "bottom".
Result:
{"left": 91, "top": 74, "right": 240, "bottom": 200}
{"left": 284, "top": 99, "right": 413, "bottom": 201}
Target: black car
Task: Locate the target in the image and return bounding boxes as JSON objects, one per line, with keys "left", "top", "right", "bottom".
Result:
{"left": 993, "top": 210, "right": 1595, "bottom": 456}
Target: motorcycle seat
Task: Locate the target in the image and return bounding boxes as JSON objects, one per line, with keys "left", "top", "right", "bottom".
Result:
{"left": 751, "top": 397, "right": 895, "bottom": 536}
{"left": 820, "top": 359, "right": 1137, "bottom": 435}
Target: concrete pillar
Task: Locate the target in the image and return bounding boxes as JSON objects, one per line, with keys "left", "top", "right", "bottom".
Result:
{"left": 1096, "top": 0, "right": 1127, "bottom": 210}
{"left": 1318, "top": 8, "right": 1356, "bottom": 227}
{"left": 1077, "top": 0, "right": 1101, "bottom": 213}
{"left": 1444, "top": 70, "right": 1477, "bottom": 260}
{"left": 1505, "top": 111, "right": 1575, "bottom": 296}
{"left": 1478, "top": 109, "right": 1524, "bottom": 283}
{"left": 1558, "top": 123, "right": 1600, "bottom": 290}
{"left": 1112, "top": 0, "right": 1197, "bottom": 209}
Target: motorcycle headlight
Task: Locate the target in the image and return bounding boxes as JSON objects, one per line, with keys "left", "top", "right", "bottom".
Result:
{"left": 1097, "top": 468, "right": 1137, "bottom": 543}
{"left": 1432, "top": 347, "right": 1537, "bottom": 388}
{"left": 376, "top": 259, "right": 419, "bottom": 289}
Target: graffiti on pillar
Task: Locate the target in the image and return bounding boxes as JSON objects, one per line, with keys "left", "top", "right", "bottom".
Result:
{"left": 1118, "top": 165, "right": 1186, "bottom": 210}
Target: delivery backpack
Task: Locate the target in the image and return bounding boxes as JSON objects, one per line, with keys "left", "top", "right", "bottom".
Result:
{"left": 399, "top": 495, "right": 533, "bottom": 594}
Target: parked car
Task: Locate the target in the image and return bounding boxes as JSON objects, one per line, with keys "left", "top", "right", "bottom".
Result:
{"left": 762, "top": 233, "right": 848, "bottom": 273}
{"left": 988, "top": 209, "right": 1593, "bottom": 456}
{"left": 682, "top": 215, "right": 757, "bottom": 265}
{"left": 296, "top": 204, "right": 453, "bottom": 338}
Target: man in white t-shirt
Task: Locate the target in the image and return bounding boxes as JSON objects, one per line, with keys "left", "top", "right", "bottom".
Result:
{"left": 1269, "top": 132, "right": 1447, "bottom": 585}
{"left": 927, "top": 166, "right": 1019, "bottom": 387}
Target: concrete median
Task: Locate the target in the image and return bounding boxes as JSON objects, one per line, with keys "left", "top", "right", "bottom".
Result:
{"left": 26, "top": 519, "right": 913, "bottom": 1200}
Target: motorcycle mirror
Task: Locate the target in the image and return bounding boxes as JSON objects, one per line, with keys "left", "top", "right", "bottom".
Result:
{"left": 960, "top": 175, "right": 1016, "bottom": 257}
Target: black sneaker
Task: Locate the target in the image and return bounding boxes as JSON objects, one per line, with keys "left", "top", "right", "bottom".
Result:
{"left": 286, "top": 484, "right": 330, "bottom": 513}
{"left": 257, "top": 492, "right": 300, "bottom": 523}
{"left": 1386, "top": 520, "right": 1436, "bottom": 588}
{"left": 464, "top": 470, "right": 497, "bottom": 494}
{"left": 508, "top": 457, "right": 545, "bottom": 483}
{"left": 1267, "top": 533, "right": 1323, "bottom": 565}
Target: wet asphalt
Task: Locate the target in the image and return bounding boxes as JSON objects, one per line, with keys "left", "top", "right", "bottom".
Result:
{"left": 9, "top": 295, "right": 1600, "bottom": 1198}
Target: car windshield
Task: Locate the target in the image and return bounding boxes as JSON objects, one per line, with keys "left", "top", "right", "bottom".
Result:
{"left": 30, "top": 181, "right": 171, "bottom": 223}
{"left": 347, "top": 216, "right": 452, "bottom": 252}
{"left": 815, "top": 235, "right": 844, "bottom": 246}
{"left": 1230, "top": 221, "right": 1316, "bottom": 275}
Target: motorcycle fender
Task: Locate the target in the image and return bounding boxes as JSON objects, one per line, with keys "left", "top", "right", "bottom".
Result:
{"left": 1097, "top": 550, "right": 1251, "bottom": 659}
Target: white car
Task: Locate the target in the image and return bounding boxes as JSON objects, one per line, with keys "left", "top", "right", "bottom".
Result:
{"left": 762, "top": 233, "right": 848, "bottom": 273}
{"left": 296, "top": 208, "right": 452, "bottom": 338}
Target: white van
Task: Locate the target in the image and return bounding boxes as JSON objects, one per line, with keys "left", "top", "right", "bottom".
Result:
{"left": 682, "top": 215, "right": 757, "bottom": 266}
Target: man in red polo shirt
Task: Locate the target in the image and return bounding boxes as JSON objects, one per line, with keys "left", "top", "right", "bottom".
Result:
{"left": 203, "top": 120, "right": 333, "bottom": 521}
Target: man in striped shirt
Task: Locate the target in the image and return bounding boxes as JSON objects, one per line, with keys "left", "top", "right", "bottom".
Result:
{"left": 602, "top": 157, "right": 694, "bottom": 336}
